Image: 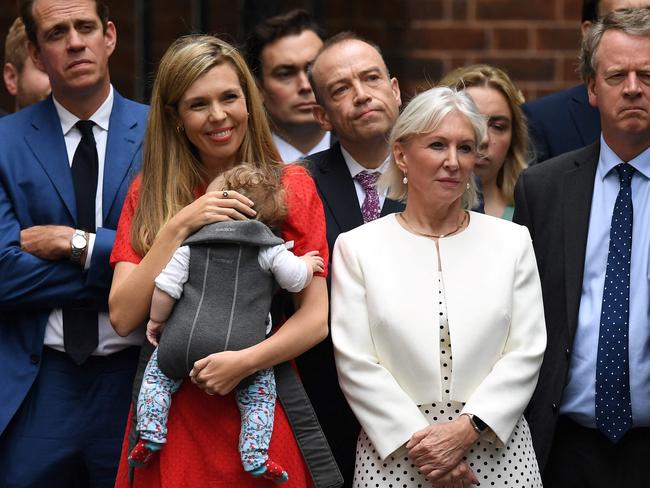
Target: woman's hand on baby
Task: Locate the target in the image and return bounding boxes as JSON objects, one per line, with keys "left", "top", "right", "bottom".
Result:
{"left": 146, "top": 319, "right": 164, "bottom": 346}
{"left": 301, "top": 250, "right": 325, "bottom": 274}
{"left": 171, "top": 190, "right": 257, "bottom": 237}
{"left": 190, "top": 350, "right": 254, "bottom": 395}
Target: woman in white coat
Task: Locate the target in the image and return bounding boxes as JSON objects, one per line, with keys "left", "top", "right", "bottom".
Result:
{"left": 331, "top": 87, "right": 546, "bottom": 488}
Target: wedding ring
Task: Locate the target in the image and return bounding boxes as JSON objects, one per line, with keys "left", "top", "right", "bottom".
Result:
{"left": 222, "top": 191, "right": 229, "bottom": 198}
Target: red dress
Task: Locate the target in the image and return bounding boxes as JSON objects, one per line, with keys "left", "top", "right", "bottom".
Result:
{"left": 111, "top": 165, "right": 328, "bottom": 488}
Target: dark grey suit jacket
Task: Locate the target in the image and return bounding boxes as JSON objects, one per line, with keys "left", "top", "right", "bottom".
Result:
{"left": 300, "top": 143, "right": 404, "bottom": 487}
{"left": 513, "top": 141, "right": 600, "bottom": 470}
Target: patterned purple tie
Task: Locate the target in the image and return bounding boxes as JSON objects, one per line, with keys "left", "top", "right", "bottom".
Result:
{"left": 354, "top": 171, "right": 381, "bottom": 223}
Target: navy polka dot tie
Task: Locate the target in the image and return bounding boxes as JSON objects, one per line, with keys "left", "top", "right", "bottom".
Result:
{"left": 595, "top": 163, "right": 635, "bottom": 443}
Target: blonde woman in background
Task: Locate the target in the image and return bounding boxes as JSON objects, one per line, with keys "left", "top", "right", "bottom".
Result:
{"left": 439, "top": 64, "right": 529, "bottom": 220}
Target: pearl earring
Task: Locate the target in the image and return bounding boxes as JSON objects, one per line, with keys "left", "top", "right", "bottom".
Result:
{"left": 466, "top": 182, "right": 470, "bottom": 191}
{"left": 402, "top": 173, "right": 408, "bottom": 185}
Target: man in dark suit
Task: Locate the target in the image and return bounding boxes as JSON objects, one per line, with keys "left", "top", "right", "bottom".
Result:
{"left": 523, "top": 0, "right": 649, "bottom": 164}
{"left": 296, "top": 32, "right": 404, "bottom": 487}
{"left": 245, "top": 10, "right": 331, "bottom": 162}
{"left": 514, "top": 8, "right": 650, "bottom": 487}
{"left": 0, "top": 1, "right": 147, "bottom": 486}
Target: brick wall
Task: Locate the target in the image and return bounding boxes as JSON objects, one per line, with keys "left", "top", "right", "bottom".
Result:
{"left": 323, "top": 0, "right": 585, "bottom": 102}
{"left": 1, "top": 0, "right": 585, "bottom": 112}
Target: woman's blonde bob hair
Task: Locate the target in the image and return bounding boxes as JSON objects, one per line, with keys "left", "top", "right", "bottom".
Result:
{"left": 438, "top": 64, "right": 528, "bottom": 206}
{"left": 131, "top": 35, "right": 281, "bottom": 255}
{"left": 381, "top": 86, "right": 486, "bottom": 209}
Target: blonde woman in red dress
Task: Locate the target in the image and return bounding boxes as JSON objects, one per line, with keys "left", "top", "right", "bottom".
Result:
{"left": 108, "top": 35, "right": 330, "bottom": 488}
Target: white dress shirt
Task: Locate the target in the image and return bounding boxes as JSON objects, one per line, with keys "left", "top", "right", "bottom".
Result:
{"left": 273, "top": 131, "right": 331, "bottom": 163}
{"left": 340, "top": 146, "right": 390, "bottom": 209}
{"left": 44, "top": 86, "right": 144, "bottom": 354}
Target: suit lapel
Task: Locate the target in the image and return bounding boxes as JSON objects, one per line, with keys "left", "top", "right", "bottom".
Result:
{"left": 314, "top": 144, "right": 364, "bottom": 232}
{"left": 380, "top": 197, "right": 404, "bottom": 217}
{"left": 102, "top": 91, "right": 142, "bottom": 221}
{"left": 563, "top": 142, "right": 599, "bottom": 339}
{"left": 25, "top": 98, "right": 76, "bottom": 221}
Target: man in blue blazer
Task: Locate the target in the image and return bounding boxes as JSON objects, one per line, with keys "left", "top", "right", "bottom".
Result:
{"left": 0, "top": 1, "right": 147, "bottom": 486}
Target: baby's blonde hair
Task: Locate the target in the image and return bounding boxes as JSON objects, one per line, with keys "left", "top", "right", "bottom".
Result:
{"left": 209, "top": 163, "right": 286, "bottom": 231}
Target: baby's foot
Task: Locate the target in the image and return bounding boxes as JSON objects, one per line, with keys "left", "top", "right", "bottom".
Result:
{"left": 250, "top": 459, "right": 289, "bottom": 483}
{"left": 128, "top": 440, "right": 162, "bottom": 468}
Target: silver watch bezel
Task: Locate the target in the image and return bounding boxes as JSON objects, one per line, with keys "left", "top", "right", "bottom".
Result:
{"left": 70, "top": 229, "right": 88, "bottom": 263}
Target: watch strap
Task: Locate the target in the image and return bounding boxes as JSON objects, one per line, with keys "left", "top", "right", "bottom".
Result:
{"left": 462, "top": 413, "right": 488, "bottom": 434}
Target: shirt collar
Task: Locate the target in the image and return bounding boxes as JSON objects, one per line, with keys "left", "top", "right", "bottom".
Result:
{"left": 312, "top": 131, "right": 331, "bottom": 154}
{"left": 53, "top": 85, "right": 114, "bottom": 135}
{"left": 272, "top": 131, "right": 331, "bottom": 162}
{"left": 340, "top": 145, "right": 391, "bottom": 177}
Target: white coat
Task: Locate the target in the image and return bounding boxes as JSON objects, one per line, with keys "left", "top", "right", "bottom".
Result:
{"left": 331, "top": 212, "right": 546, "bottom": 460}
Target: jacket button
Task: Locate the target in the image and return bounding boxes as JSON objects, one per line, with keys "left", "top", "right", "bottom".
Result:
{"left": 565, "top": 348, "right": 571, "bottom": 358}
{"left": 30, "top": 354, "right": 40, "bottom": 365}
{"left": 551, "top": 403, "right": 558, "bottom": 414}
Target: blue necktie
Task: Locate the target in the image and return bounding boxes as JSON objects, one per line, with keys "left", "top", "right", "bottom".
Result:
{"left": 595, "top": 163, "right": 635, "bottom": 443}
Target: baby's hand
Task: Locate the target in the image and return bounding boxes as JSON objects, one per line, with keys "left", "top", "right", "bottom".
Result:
{"left": 146, "top": 319, "right": 165, "bottom": 347}
{"left": 300, "top": 250, "right": 325, "bottom": 275}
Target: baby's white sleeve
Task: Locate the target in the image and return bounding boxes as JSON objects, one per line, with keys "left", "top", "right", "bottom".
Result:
{"left": 154, "top": 245, "right": 191, "bottom": 299}
{"left": 258, "top": 244, "right": 309, "bottom": 293}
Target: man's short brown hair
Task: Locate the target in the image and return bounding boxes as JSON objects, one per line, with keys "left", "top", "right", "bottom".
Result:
{"left": 580, "top": 7, "right": 650, "bottom": 81}
{"left": 19, "top": 0, "right": 110, "bottom": 46}
{"left": 244, "top": 9, "right": 323, "bottom": 81}
{"left": 4, "top": 17, "right": 29, "bottom": 73}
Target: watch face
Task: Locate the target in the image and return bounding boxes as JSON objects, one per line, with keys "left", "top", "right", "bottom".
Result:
{"left": 72, "top": 234, "right": 87, "bottom": 249}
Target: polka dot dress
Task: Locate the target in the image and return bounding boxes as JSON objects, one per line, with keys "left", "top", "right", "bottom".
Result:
{"left": 353, "top": 273, "right": 542, "bottom": 487}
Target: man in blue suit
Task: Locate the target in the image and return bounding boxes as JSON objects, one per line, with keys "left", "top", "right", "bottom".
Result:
{"left": 0, "top": 0, "right": 148, "bottom": 486}
{"left": 524, "top": 0, "right": 649, "bottom": 164}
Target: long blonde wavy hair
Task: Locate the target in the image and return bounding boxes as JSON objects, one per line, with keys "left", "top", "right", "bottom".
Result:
{"left": 131, "top": 35, "right": 281, "bottom": 255}
{"left": 438, "top": 64, "right": 529, "bottom": 206}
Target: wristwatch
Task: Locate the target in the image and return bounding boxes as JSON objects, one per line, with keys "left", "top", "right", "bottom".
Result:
{"left": 70, "top": 229, "right": 88, "bottom": 263}
{"left": 464, "top": 414, "right": 489, "bottom": 434}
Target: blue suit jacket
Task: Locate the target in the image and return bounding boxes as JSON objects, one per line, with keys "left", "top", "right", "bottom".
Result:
{"left": 523, "top": 84, "right": 601, "bottom": 164}
{"left": 0, "top": 92, "right": 148, "bottom": 435}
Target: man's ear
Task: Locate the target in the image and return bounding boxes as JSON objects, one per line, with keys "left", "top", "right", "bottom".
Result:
{"left": 391, "top": 77, "right": 402, "bottom": 108}
{"left": 581, "top": 20, "right": 593, "bottom": 38}
{"left": 587, "top": 77, "right": 598, "bottom": 108}
{"left": 104, "top": 21, "right": 117, "bottom": 57}
{"left": 312, "top": 104, "right": 333, "bottom": 132}
{"left": 3, "top": 63, "right": 18, "bottom": 96}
